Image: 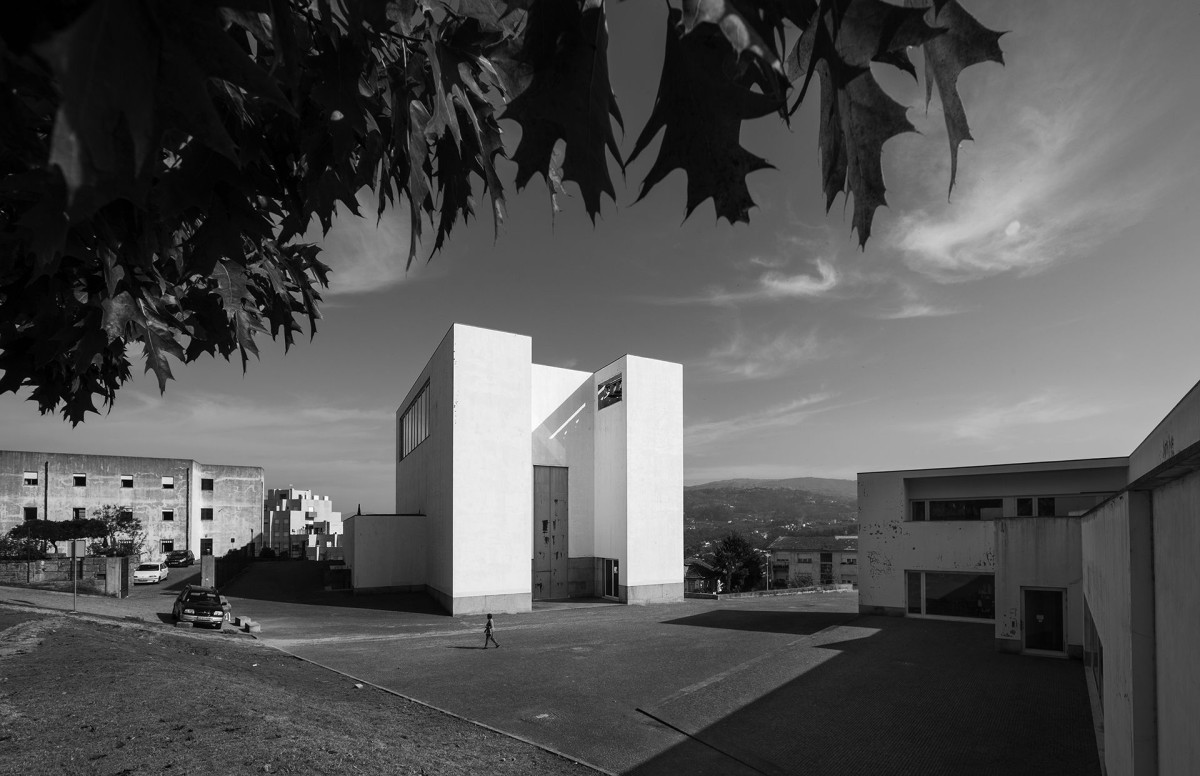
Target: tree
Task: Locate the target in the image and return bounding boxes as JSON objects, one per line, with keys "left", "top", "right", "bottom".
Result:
{"left": 5, "top": 517, "right": 107, "bottom": 555}
{"left": 709, "top": 530, "right": 763, "bottom": 592}
{"left": 0, "top": 0, "right": 1005, "bottom": 422}
{"left": 788, "top": 571, "right": 816, "bottom": 588}
{"left": 91, "top": 504, "right": 145, "bottom": 556}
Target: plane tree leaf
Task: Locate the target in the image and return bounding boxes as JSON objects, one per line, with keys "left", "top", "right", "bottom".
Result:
{"left": 0, "top": 0, "right": 1006, "bottom": 422}
{"left": 909, "top": 0, "right": 1005, "bottom": 194}
{"left": 630, "top": 8, "right": 781, "bottom": 224}
{"left": 500, "top": 0, "right": 624, "bottom": 221}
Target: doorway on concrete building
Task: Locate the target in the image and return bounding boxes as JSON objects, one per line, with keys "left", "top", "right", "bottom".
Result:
{"left": 1023, "top": 587, "right": 1066, "bottom": 656}
{"left": 603, "top": 558, "right": 619, "bottom": 600}
{"left": 533, "top": 466, "right": 569, "bottom": 600}
{"left": 200, "top": 538, "right": 213, "bottom": 556}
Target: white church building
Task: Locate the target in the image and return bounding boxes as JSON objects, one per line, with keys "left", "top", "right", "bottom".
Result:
{"left": 343, "top": 324, "right": 684, "bottom": 615}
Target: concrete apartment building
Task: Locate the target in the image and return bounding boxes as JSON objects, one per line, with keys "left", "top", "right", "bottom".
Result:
{"left": 263, "top": 487, "right": 343, "bottom": 559}
{"left": 0, "top": 450, "right": 263, "bottom": 560}
{"left": 343, "top": 324, "right": 684, "bottom": 615}
{"left": 859, "top": 379, "right": 1200, "bottom": 776}
{"left": 768, "top": 535, "right": 857, "bottom": 587}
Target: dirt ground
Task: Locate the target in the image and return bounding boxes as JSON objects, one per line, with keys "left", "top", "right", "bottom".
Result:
{"left": 0, "top": 609, "right": 597, "bottom": 776}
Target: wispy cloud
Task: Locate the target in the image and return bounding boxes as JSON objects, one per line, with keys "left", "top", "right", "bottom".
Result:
{"left": 686, "top": 393, "right": 836, "bottom": 451}
{"left": 936, "top": 394, "right": 1109, "bottom": 442}
{"left": 870, "top": 283, "right": 961, "bottom": 320}
{"left": 695, "top": 329, "right": 828, "bottom": 380}
{"left": 303, "top": 190, "right": 418, "bottom": 296}
{"left": 662, "top": 257, "right": 841, "bottom": 305}
{"left": 890, "top": 16, "right": 1182, "bottom": 283}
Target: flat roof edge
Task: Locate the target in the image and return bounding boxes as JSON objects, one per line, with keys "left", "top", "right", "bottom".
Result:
{"left": 858, "top": 456, "right": 1130, "bottom": 477}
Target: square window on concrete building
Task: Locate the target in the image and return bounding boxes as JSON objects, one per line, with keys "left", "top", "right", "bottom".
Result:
{"left": 201, "top": 478, "right": 214, "bottom": 491}
{"left": 24, "top": 506, "right": 37, "bottom": 521}
{"left": 121, "top": 475, "right": 133, "bottom": 488}
{"left": 73, "top": 507, "right": 86, "bottom": 519}
{"left": 162, "top": 510, "right": 174, "bottom": 521}
{"left": 201, "top": 508, "right": 213, "bottom": 521}
{"left": 161, "top": 540, "right": 174, "bottom": 553}
{"left": 23, "top": 471, "right": 38, "bottom": 486}
{"left": 598, "top": 374, "right": 623, "bottom": 409}
{"left": 73, "top": 473, "right": 86, "bottom": 487}
{"left": 161, "top": 476, "right": 174, "bottom": 489}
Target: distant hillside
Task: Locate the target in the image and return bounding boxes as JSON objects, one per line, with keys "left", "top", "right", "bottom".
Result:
{"left": 686, "top": 477, "right": 857, "bottom": 501}
{"left": 684, "top": 479, "right": 858, "bottom": 557}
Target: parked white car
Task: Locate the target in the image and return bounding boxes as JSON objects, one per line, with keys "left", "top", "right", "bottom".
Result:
{"left": 133, "top": 561, "right": 169, "bottom": 584}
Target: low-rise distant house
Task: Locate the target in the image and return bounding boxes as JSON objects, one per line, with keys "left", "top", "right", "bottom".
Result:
{"left": 263, "top": 488, "right": 343, "bottom": 560}
{"left": 684, "top": 557, "right": 722, "bottom": 594}
{"left": 768, "top": 535, "right": 857, "bottom": 587}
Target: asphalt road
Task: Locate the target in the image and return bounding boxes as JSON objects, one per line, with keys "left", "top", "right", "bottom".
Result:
{"left": 3, "top": 562, "right": 1100, "bottom": 776}
{"left": 220, "top": 562, "right": 1098, "bottom": 776}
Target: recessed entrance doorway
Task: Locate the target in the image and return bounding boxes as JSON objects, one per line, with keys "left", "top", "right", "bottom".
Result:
{"left": 533, "top": 466, "right": 568, "bottom": 600}
{"left": 1023, "top": 587, "right": 1066, "bottom": 656}
{"left": 603, "top": 558, "right": 619, "bottom": 600}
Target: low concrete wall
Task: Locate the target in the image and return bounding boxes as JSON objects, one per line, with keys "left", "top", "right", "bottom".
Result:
{"left": 719, "top": 584, "right": 854, "bottom": 600}
{"left": 0, "top": 557, "right": 130, "bottom": 598}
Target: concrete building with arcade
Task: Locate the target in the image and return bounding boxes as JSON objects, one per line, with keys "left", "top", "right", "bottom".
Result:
{"left": 343, "top": 324, "right": 684, "bottom": 615}
{"left": 858, "top": 380, "right": 1200, "bottom": 776}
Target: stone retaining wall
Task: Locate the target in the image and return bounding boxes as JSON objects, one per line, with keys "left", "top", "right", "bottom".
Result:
{"left": 0, "top": 557, "right": 131, "bottom": 597}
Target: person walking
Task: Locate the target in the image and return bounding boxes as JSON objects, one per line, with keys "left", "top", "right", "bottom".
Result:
{"left": 483, "top": 613, "right": 500, "bottom": 649}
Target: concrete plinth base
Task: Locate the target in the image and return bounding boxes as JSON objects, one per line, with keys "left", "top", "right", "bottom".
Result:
{"left": 624, "top": 582, "right": 684, "bottom": 605}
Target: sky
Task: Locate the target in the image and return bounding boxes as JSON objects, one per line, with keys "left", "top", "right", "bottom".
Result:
{"left": 3, "top": 0, "right": 1200, "bottom": 515}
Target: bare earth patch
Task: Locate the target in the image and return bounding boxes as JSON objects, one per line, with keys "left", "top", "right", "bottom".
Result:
{"left": 0, "top": 610, "right": 597, "bottom": 775}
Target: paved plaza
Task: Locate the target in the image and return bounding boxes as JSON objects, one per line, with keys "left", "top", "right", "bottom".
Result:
{"left": 1, "top": 561, "right": 1100, "bottom": 775}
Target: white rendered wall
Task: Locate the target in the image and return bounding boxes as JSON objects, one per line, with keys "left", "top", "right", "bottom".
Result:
{"left": 531, "top": 364, "right": 595, "bottom": 558}
{"left": 623, "top": 356, "right": 683, "bottom": 592}
{"left": 593, "top": 359, "right": 628, "bottom": 570}
{"left": 857, "top": 471, "right": 995, "bottom": 613}
{"left": 858, "top": 461, "right": 1128, "bottom": 615}
{"left": 1151, "top": 469, "right": 1200, "bottom": 776}
{"left": 344, "top": 514, "right": 428, "bottom": 590}
{"left": 1082, "top": 492, "right": 1157, "bottom": 776}
{"left": 993, "top": 517, "right": 1083, "bottom": 649}
{"left": 395, "top": 327, "right": 456, "bottom": 599}
{"left": 1127, "top": 382, "right": 1200, "bottom": 776}
{"left": 449, "top": 325, "right": 532, "bottom": 605}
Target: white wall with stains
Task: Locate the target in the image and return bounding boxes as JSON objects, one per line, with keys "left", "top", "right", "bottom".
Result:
{"left": 859, "top": 459, "right": 1126, "bottom": 617}
{"left": 993, "top": 517, "right": 1082, "bottom": 650}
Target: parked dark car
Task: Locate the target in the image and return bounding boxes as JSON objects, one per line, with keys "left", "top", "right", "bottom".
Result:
{"left": 171, "top": 585, "right": 230, "bottom": 629}
{"left": 165, "top": 550, "right": 195, "bottom": 567}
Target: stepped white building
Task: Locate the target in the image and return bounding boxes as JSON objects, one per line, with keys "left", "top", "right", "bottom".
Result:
{"left": 344, "top": 323, "right": 684, "bottom": 615}
{"left": 263, "top": 487, "right": 343, "bottom": 560}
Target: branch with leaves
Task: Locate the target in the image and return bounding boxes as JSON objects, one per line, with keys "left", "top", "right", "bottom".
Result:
{"left": 0, "top": 0, "right": 1004, "bottom": 422}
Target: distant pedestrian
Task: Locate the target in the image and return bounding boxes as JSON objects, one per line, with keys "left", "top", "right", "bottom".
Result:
{"left": 483, "top": 613, "right": 500, "bottom": 649}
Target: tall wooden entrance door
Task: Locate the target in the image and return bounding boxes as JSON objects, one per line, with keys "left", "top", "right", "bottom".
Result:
{"left": 533, "top": 466, "right": 569, "bottom": 600}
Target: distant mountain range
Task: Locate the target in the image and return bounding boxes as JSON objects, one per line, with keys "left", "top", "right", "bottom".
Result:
{"left": 686, "top": 477, "right": 857, "bottom": 500}
{"left": 683, "top": 477, "right": 858, "bottom": 556}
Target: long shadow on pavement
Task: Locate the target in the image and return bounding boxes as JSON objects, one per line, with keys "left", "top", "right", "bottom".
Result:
{"left": 221, "top": 560, "right": 447, "bottom": 615}
{"left": 661, "top": 609, "right": 856, "bottom": 635}
{"left": 628, "top": 616, "right": 1100, "bottom": 776}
